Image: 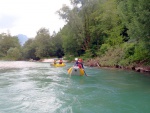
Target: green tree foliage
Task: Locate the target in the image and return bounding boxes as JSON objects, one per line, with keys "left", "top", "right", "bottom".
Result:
{"left": 97, "top": 43, "right": 110, "bottom": 56}
{"left": 118, "top": 0, "right": 150, "bottom": 41}
{"left": 57, "top": 0, "right": 149, "bottom": 66}
{"left": 0, "top": 33, "right": 21, "bottom": 58}
{"left": 22, "top": 28, "right": 64, "bottom": 60}
{"left": 82, "top": 49, "right": 93, "bottom": 59}
{"left": 60, "top": 24, "right": 80, "bottom": 56}
{"left": 7, "top": 47, "right": 22, "bottom": 60}
{"left": 22, "top": 39, "right": 39, "bottom": 60}
{"left": 51, "top": 32, "right": 64, "bottom": 58}
{"left": 34, "top": 28, "right": 55, "bottom": 58}
{"left": 131, "top": 42, "right": 149, "bottom": 63}
{"left": 58, "top": 6, "right": 85, "bottom": 56}
{"left": 118, "top": 0, "right": 150, "bottom": 64}
{"left": 58, "top": 0, "right": 102, "bottom": 56}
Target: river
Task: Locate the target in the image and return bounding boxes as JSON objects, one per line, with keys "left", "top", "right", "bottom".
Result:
{"left": 0, "top": 61, "right": 150, "bottom": 113}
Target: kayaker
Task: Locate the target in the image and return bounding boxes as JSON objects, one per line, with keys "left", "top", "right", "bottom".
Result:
{"left": 78, "top": 58, "right": 84, "bottom": 69}
{"left": 54, "top": 59, "right": 57, "bottom": 64}
{"left": 59, "top": 58, "right": 63, "bottom": 64}
{"left": 78, "top": 58, "right": 88, "bottom": 76}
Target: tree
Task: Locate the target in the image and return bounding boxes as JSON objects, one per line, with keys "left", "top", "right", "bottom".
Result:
{"left": 34, "top": 28, "right": 55, "bottom": 58}
{"left": 58, "top": 0, "right": 100, "bottom": 56}
{"left": 118, "top": 0, "right": 150, "bottom": 63}
{"left": 51, "top": 32, "right": 64, "bottom": 58}
{"left": 118, "top": 0, "right": 150, "bottom": 42}
{"left": 57, "top": 5, "right": 85, "bottom": 56}
{"left": 22, "top": 39, "right": 39, "bottom": 60}
{"left": 7, "top": 47, "right": 21, "bottom": 60}
{"left": 0, "top": 33, "right": 21, "bottom": 58}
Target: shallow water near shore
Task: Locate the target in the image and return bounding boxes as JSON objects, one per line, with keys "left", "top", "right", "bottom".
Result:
{"left": 0, "top": 61, "right": 150, "bottom": 113}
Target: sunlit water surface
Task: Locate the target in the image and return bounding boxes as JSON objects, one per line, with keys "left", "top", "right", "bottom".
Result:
{"left": 0, "top": 61, "right": 150, "bottom": 113}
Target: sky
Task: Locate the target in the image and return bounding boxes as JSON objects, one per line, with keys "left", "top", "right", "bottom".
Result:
{"left": 0, "top": 0, "right": 71, "bottom": 38}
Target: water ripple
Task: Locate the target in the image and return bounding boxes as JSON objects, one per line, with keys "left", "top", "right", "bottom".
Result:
{"left": 0, "top": 61, "right": 150, "bottom": 113}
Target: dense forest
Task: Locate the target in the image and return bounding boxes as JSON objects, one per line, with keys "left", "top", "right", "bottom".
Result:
{"left": 0, "top": 0, "right": 149, "bottom": 68}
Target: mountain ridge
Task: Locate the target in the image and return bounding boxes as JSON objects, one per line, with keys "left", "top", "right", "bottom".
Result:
{"left": 17, "top": 34, "right": 28, "bottom": 46}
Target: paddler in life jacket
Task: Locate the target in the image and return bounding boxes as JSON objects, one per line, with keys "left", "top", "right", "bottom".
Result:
{"left": 78, "top": 58, "right": 88, "bottom": 76}
{"left": 54, "top": 59, "right": 57, "bottom": 64}
{"left": 78, "top": 58, "right": 84, "bottom": 69}
{"left": 59, "top": 58, "right": 63, "bottom": 64}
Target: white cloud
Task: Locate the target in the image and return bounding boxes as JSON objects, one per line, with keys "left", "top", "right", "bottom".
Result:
{"left": 0, "top": 0, "right": 70, "bottom": 38}
{"left": 0, "top": 14, "right": 17, "bottom": 28}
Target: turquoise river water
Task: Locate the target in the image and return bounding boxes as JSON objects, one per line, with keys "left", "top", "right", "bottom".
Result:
{"left": 0, "top": 61, "right": 150, "bottom": 113}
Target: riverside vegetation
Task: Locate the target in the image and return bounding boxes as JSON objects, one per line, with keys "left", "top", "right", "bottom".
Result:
{"left": 0, "top": 0, "right": 149, "bottom": 73}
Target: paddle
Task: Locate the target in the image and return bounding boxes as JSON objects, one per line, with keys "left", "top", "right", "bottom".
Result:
{"left": 83, "top": 69, "right": 88, "bottom": 76}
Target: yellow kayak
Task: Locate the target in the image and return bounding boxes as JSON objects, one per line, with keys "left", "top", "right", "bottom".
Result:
{"left": 68, "top": 66, "right": 84, "bottom": 76}
{"left": 51, "top": 63, "right": 66, "bottom": 67}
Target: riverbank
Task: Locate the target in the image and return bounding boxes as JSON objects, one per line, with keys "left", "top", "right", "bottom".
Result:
{"left": 31, "top": 58, "right": 150, "bottom": 74}
{"left": 84, "top": 58, "right": 150, "bottom": 74}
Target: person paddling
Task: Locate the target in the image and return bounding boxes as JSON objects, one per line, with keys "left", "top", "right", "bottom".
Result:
{"left": 59, "top": 58, "right": 63, "bottom": 64}
{"left": 54, "top": 59, "right": 57, "bottom": 64}
{"left": 77, "top": 58, "right": 84, "bottom": 69}
{"left": 77, "top": 58, "right": 87, "bottom": 76}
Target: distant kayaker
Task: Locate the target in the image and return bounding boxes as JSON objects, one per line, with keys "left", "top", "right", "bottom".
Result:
{"left": 54, "top": 59, "right": 57, "bottom": 64}
{"left": 59, "top": 58, "right": 63, "bottom": 64}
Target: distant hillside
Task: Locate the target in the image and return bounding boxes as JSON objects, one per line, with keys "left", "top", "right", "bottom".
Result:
{"left": 17, "top": 34, "right": 28, "bottom": 46}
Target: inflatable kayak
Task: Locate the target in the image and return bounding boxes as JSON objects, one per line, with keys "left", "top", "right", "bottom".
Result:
{"left": 68, "top": 66, "right": 84, "bottom": 76}
{"left": 51, "top": 63, "right": 66, "bottom": 67}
